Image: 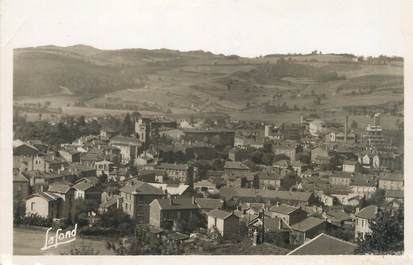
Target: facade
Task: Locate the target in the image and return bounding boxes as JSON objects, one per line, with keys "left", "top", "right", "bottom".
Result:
{"left": 268, "top": 205, "right": 307, "bottom": 227}
{"left": 377, "top": 174, "right": 404, "bottom": 191}
{"left": 110, "top": 135, "right": 142, "bottom": 164}
{"left": 25, "top": 192, "right": 62, "bottom": 219}
{"left": 119, "top": 180, "right": 165, "bottom": 223}
{"left": 207, "top": 209, "right": 240, "bottom": 239}
{"left": 354, "top": 205, "right": 377, "bottom": 240}
{"left": 289, "top": 217, "right": 326, "bottom": 246}
{"left": 149, "top": 198, "right": 200, "bottom": 230}
{"left": 156, "top": 163, "right": 192, "bottom": 184}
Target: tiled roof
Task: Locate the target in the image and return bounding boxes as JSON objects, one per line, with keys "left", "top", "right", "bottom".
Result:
{"left": 73, "top": 178, "right": 98, "bottom": 191}
{"left": 269, "top": 205, "right": 299, "bottom": 215}
{"left": 13, "top": 171, "right": 28, "bottom": 182}
{"left": 290, "top": 217, "right": 325, "bottom": 232}
{"left": 148, "top": 183, "right": 190, "bottom": 196}
{"left": 156, "top": 163, "right": 189, "bottom": 171}
{"left": 110, "top": 135, "right": 141, "bottom": 146}
{"left": 207, "top": 209, "right": 236, "bottom": 220}
{"left": 220, "top": 188, "right": 313, "bottom": 203}
{"left": 288, "top": 233, "right": 357, "bottom": 255}
{"left": 224, "top": 161, "right": 250, "bottom": 170}
{"left": 153, "top": 198, "right": 199, "bottom": 210}
{"left": 355, "top": 205, "right": 378, "bottom": 220}
{"left": 195, "top": 198, "right": 223, "bottom": 210}
{"left": 120, "top": 180, "right": 164, "bottom": 195}
{"left": 385, "top": 190, "right": 404, "bottom": 199}
{"left": 27, "top": 191, "right": 62, "bottom": 202}
{"left": 47, "top": 183, "right": 72, "bottom": 194}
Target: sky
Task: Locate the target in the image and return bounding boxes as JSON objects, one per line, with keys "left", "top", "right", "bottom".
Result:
{"left": 1, "top": 0, "right": 409, "bottom": 57}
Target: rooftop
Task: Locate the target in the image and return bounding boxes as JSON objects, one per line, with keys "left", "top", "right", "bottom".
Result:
{"left": 153, "top": 198, "right": 199, "bottom": 210}
{"left": 207, "top": 209, "right": 236, "bottom": 220}
{"left": 288, "top": 233, "right": 357, "bottom": 255}
{"left": 120, "top": 180, "right": 164, "bottom": 195}
{"left": 290, "top": 217, "right": 325, "bottom": 232}
{"left": 269, "top": 205, "right": 299, "bottom": 215}
{"left": 355, "top": 205, "right": 378, "bottom": 220}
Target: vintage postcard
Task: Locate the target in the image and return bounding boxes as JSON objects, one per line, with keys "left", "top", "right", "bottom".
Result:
{"left": 1, "top": 0, "right": 412, "bottom": 264}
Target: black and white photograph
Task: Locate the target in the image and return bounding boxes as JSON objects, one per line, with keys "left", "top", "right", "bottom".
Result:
{"left": 1, "top": 0, "right": 412, "bottom": 261}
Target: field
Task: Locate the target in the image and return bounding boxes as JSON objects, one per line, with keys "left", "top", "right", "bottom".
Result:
{"left": 14, "top": 45, "right": 404, "bottom": 128}
{"left": 13, "top": 226, "right": 114, "bottom": 255}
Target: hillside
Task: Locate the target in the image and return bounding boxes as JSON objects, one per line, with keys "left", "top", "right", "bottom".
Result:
{"left": 13, "top": 45, "right": 403, "bottom": 124}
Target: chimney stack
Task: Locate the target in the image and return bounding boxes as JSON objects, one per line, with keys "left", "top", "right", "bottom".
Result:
{"left": 344, "top": 116, "right": 348, "bottom": 144}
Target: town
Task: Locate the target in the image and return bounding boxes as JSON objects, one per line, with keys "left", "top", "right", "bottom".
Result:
{"left": 13, "top": 109, "right": 404, "bottom": 255}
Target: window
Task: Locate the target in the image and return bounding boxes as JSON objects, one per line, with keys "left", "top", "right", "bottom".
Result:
{"left": 31, "top": 202, "right": 35, "bottom": 211}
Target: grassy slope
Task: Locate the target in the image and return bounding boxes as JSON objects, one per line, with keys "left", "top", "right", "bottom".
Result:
{"left": 14, "top": 46, "right": 403, "bottom": 125}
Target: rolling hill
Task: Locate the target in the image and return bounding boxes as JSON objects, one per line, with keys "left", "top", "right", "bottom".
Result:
{"left": 13, "top": 45, "right": 403, "bottom": 122}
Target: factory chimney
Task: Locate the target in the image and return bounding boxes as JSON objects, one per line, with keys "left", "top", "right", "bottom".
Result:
{"left": 344, "top": 116, "right": 348, "bottom": 144}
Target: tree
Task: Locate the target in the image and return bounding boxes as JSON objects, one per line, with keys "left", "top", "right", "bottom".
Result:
{"left": 356, "top": 206, "right": 404, "bottom": 254}
{"left": 350, "top": 120, "right": 358, "bottom": 129}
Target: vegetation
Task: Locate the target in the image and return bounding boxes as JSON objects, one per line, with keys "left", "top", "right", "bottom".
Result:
{"left": 356, "top": 205, "right": 404, "bottom": 254}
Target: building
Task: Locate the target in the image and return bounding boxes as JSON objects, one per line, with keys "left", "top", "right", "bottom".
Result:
{"left": 377, "top": 173, "right": 404, "bottom": 191}
{"left": 207, "top": 209, "right": 240, "bottom": 239}
{"left": 287, "top": 233, "right": 357, "bottom": 255}
{"left": 195, "top": 198, "right": 224, "bottom": 212}
{"left": 94, "top": 160, "right": 113, "bottom": 176}
{"left": 156, "top": 163, "right": 193, "bottom": 184}
{"left": 272, "top": 144, "right": 297, "bottom": 161}
{"left": 110, "top": 135, "right": 142, "bottom": 164}
{"left": 58, "top": 149, "right": 81, "bottom": 163}
{"left": 219, "top": 188, "right": 313, "bottom": 207}
{"left": 13, "top": 170, "right": 30, "bottom": 217}
{"left": 47, "top": 183, "right": 76, "bottom": 221}
{"left": 311, "top": 147, "right": 334, "bottom": 167}
{"left": 362, "top": 114, "right": 385, "bottom": 150}
{"left": 268, "top": 205, "right": 307, "bottom": 228}
{"left": 25, "top": 192, "right": 62, "bottom": 219}
{"left": 119, "top": 180, "right": 165, "bottom": 223}
{"left": 257, "top": 171, "right": 282, "bottom": 190}
{"left": 149, "top": 197, "right": 200, "bottom": 231}
{"left": 13, "top": 142, "right": 47, "bottom": 172}
{"left": 354, "top": 205, "right": 378, "bottom": 240}
{"left": 342, "top": 160, "right": 358, "bottom": 173}
{"left": 372, "top": 153, "right": 403, "bottom": 171}
{"left": 223, "top": 161, "right": 250, "bottom": 176}
{"left": 72, "top": 177, "right": 101, "bottom": 200}
{"left": 182, "top": 128, "right": 235, "bottom": 147}
{"left": 309, "top": 119, "right": 326, "bottom": 137}
{"left": 289, "top": 217, "right": 326, "bottom": 246}
{"left": 329, "top": 173, "right": 352, "bottom": 186}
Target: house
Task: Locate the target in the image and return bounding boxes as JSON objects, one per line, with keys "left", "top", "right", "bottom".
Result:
{"left": 58, "top": 149, "right": 81, "bottom": 163}
{"left": 272, "top": 160, "right": 291, "bottom": 176}
{"left": 289, "top": 217, "right": 326, "bottom": 246}
{"left": 194, "top": 180, "right": 219, "bottom": 195}
{"left": 110, "top": 135, "right": 142, "bottom": 164}
{"left": 372, "top": 153, "right": 401, "bottom": 170}
{"left": 207, "top": 209, "right": 240, "bottom": 240}
{"left": 13, "top": 142, "right": 47, "bottom": 172}
{"left": 149, "top": 197, "right": 200, "bottom": 231}
{"left": 272, "top": 144, "right": 297, "bottom": 161}
{"left": 156, "top": 163, "right": 193, "bottom": 184}
{"left": 98, "top": 194, "right": 120, "bottom": 214}
{"left": 384, "top": 190, "right": 404, "bottom": 203}
{"left": 228, "top": 148, "right": 252, "bottom": 162}
{"left": 119, "top": 180, "right": 165, "bottom": 223}
{"left": 354, "top": 205, "right": 378, "bottom": 240}
{"left": 94, "top": 160, "right": 113, "bottom": 176}
{"left": 311, "top": 147, "right": 333, "bottom": 167}
{"left": 350, "top": 176, "right": 377, "bottom": 197}
{"left": 258, "top": 171, "right": 282, "bottom": 190}
{"left": 219, "top": 188, "right": 313, "bottom": 207}
{"left": 323, "top": 210, "right": 352, "bottom": 228}
{"left": 342, "top": 160, "right": 358, "bottom": 173}
{"left": 377, "top": 173, "right": 404, "bottom": 191}
{"left": 72, "top": 177, "right": 101, "bottom": 200}
{"left": 25, "top": 192, "right": 62, "bottom": 219}
{"left": 329, "top": 173, "right": 352, "bottom": 186}
{"left": 358, "top": 152, "right": 373, "bottom": 168}
{"left": 223, "top": 161, "right": 250, "bottom": 176}
{"left": 13, "top": 170, "right": 30, "bottom": 216}
{"left": 287, "top": 233, "right": 357, "bottom": 255}
{"left": 47, "top": 182, "right": 76, "bottom": 221}
{"left": 268, "top": 205, "right": 307, "bottom": 228}
{"left": 291, "top": 160, "right": 307, "bottom": 176}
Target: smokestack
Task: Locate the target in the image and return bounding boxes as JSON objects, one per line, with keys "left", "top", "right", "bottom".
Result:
{"left": 344, "top": 116, "right": 348, "bottom": 144}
